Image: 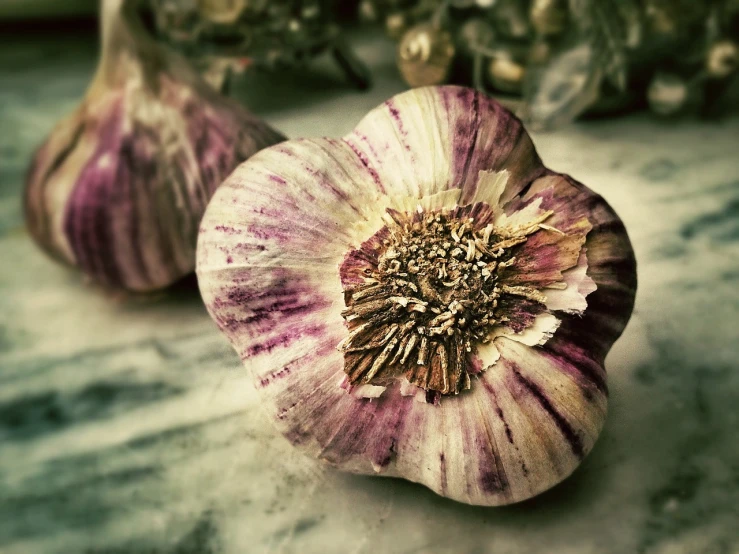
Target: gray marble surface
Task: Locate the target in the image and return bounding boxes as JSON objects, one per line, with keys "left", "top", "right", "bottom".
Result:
{"left": 1, "top": 29, "right": 738, "bottom": 554}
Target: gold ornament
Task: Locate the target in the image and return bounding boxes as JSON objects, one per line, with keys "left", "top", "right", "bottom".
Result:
{"left": 706, "top": 40, "right": 739, "bottom": 79}
{"left": 487, "top": 56, "right": 526, "bottom": 94}
{"left": 397, "top": 23, "right": 456, "bottom": 87}
{"left": 196, "top": 0, "right": 248, "bottom": 25}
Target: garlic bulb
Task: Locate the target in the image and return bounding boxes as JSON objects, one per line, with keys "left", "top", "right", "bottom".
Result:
{"left": 24, "top": 0, "right": 284, "bottom": 291}
{"left": 197, "top": 86, "right": 637, "bottom": 506}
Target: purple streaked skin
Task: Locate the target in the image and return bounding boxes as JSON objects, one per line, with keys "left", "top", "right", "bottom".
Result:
{"left": 196, "top": 86, "right": 636, "bottom": 506}
{"left": 509, "top": 362, "right": 585, "bottom": 459}
{"left": 346, "top": 133, "right": 385, "bottom": 193}
{"left": 24, "top": 33, "right": 284, "bottom": 292}
{"left": 208, "top": 267, "right": 331, "bottom": 358}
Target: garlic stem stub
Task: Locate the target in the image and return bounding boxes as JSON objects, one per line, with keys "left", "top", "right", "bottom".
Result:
{"left": 196, "top": 86, "right": 637, "bottom": 506}
{"left": 24, "top": 0, "right": 284, "bottom": 292}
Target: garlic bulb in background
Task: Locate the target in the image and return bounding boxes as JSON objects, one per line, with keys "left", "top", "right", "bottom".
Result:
{"left": 197, "top": 86, "right": 637, "bottom": 506}
{"left": 24, "top": 0, "right": 284, "bottom": 292}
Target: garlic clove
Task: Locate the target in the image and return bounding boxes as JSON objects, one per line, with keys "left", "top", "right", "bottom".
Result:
{"left": 196, "top": 139, "right": 388, "bottom": 280}
{"left": 515, "top": 169, "right": 637, "bottom": 362}
{"left": 24, "top": 0, "right": 284, "bottom": 292}
{"left": 345, "top": 87, "right": 543, "bottom": 209}
{"left": 197, "top": 86, "right": 636, "bottom": 506}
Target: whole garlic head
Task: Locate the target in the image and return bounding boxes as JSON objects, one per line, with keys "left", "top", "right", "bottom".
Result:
{"left": 196, "top": 86, "right": 637, "bottom": 506}
{"left": 24, "top": 0, "right": 284, "bottom": 291}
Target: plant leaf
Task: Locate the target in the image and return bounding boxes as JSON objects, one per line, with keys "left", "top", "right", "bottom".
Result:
{"left": 568, "top": 0, "right": 634, "bottom": 91}
{"left": 521, "top": 39, "right": 603, "bottom": 129}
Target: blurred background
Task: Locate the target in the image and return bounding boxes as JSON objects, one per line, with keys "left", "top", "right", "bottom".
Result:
{"left": 1, "top": 1, "right": 738, "bottom": 553}
{"left": 3, "top": 0, "right": 739, "bottom": 126}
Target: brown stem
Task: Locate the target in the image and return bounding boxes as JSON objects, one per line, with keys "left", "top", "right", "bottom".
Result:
{"left": 96, "top": 0, "right": 157, "bottom": 87}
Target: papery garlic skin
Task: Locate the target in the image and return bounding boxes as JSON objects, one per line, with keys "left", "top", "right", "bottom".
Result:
{"left": 197, "top": 86, "right": 636, "bottom": 506}
{"left": 24, "top": 0, "right": 284, "bottom": 291}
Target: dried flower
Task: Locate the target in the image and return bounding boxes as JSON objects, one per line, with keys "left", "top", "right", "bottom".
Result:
{"left": 196, "top": 0, "right": 249, "bottom": 25}
{"left": 488, "top": 56, "right": 526, "bottom": 94}
{"left": 197, "top": 86, "right": 636, "bottom": 506}
{"left": 530, "top": 0, "right": 568, "bottom": 36}
{"left": 24, "top": 0, "right": 284, "bottom": 291}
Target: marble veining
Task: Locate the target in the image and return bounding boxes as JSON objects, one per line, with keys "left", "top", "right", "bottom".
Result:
{"left": 1, "top": 30, "right": 738, "bottom": 554}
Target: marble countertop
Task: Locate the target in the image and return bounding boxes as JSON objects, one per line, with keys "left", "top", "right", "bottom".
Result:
{"left": 1, "top": 28, "right": 738, "bottom": 554}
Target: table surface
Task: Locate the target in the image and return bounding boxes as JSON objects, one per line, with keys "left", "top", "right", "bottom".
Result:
{"left": 1, "top": 28, "right": 738, "bottom": 554}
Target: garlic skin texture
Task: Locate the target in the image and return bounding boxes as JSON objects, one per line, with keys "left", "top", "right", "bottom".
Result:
{"left": 196, "top": 86, "right": 637, "bottom": 506}
{"left": 24, "top": 0, "right": 284, "bottom": 291}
